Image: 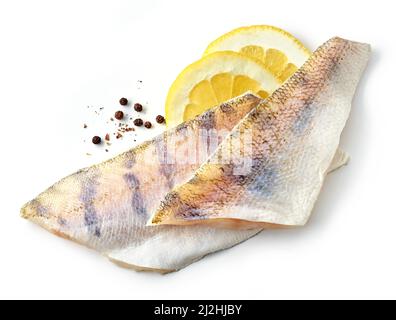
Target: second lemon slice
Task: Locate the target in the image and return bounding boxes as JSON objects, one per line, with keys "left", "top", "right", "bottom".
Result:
{"left": 165, "top": 51, "right": 280, "bottom": 128}
{"left": 204, "top": 25, "right": 311, "bottom": 82}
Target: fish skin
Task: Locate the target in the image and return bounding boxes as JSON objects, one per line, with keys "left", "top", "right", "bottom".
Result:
{"left": 21, "top": 94, "right": 264, "bottom": 273}
{"left": 151, "top": 37, "right": 370, "bottom": 228}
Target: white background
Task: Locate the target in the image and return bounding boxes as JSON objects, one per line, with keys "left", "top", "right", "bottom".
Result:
{"left": 0, "top": 0, "right": 395, "bottom": 300}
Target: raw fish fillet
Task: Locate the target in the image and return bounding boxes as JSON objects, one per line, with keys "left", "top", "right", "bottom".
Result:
{"left": 151, "top": 37, "right": 370, "bottom": 228}
{"left": 21, "top": 94, "right": 264, "bottom": 273}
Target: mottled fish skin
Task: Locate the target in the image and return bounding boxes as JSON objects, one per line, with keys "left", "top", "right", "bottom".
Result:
{"left": 21, "top": 94, "right": 264, "bottom": 272}
{"left": 152, "top": 38, "right": 370, "bottom": 228}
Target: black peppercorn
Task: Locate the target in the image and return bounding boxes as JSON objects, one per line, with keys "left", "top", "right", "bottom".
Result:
{"left": 134, "top": 103, "right": 143, "bottom": 112}
{"left": 144, "top": 121, "right": 152, "bottom": 129}
{"left": 133, "top": 118, "right": 143, "bottom": 127}
{"left": 156, "top": 115, "right": 165, "bottom": 124}
{"left": 92, "top": 136, "right": 102, "bottom": 145}
{"left": 119, "top": 98, "right": 128, "bottom": 106}
{"left": 115, "top": 111, "right": 124, "bottom": 120}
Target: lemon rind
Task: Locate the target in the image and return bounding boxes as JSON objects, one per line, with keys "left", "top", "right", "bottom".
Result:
{"left": 204, "top": 25, "right": 311, "bottom": 62}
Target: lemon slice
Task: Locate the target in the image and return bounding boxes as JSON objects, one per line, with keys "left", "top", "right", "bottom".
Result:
{"left": 165, "top": 51, "right": 280, "bottom": 128}
{"left": 204, "top": 25, "right": 311, "bottom": 82}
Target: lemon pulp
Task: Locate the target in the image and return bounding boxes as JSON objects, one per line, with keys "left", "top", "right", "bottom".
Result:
{"left": 165, "top": 51, "right": 280, "bottom": 128}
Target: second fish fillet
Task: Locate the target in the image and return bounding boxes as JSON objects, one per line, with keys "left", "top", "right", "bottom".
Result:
{"left": 151, "top": 37, "right": 370, "bottom": 229}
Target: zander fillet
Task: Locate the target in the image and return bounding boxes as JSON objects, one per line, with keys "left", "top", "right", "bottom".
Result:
{"left": 21, "top": 94, "right": 264, "bottom": 273}
{"left": 151, "top": 37, "right": 370, "bottom": 229}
